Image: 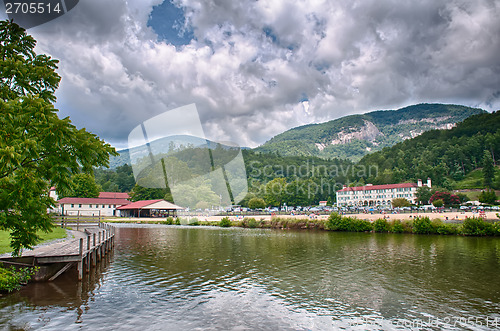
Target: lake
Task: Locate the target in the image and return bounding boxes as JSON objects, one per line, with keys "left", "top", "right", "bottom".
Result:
{"left": 1, "top": 224, "right": 499, "bottom": 330}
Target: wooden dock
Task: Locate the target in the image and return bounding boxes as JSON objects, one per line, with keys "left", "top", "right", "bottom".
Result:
{"left": 0, "top": 223, "right": 115, "bottom": 281}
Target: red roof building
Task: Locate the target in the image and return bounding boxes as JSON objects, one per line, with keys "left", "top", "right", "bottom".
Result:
{"left": 98, "top": 192, "right": 130, "bottom": 199}
{"left": 336, "top": 178, "right": 431, "bottom": 207}
{"left": 117, "top": 199, "right": 184, "bottom": 218}
{"left": 57, "top": 197, "right": 131, "bottom": 217}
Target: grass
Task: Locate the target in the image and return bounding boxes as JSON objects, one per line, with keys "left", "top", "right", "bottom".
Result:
{"left": 0, "top": 227, "right": 68, "bottom": 255}
{"left": 452, "top": 166, "right": 500, "bottom": 190}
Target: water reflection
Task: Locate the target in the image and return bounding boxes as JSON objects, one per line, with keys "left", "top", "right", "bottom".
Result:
{"left": 0, "top": 225, "right": 499, "bottom": 330}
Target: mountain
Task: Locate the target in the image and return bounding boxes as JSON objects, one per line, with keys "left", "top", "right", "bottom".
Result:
{"left": 109, "top": 135, "right": 246, "bottom": 168}
{"left": 254, "top": 104, "right": 486, "bottom": 161}
{"left": 358, "top": 110, "right": 500, "bottom": 189}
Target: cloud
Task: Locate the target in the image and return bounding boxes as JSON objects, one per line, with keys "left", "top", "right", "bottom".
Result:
{"left": 20, "top": 0, "right": 500, "bottom": 148}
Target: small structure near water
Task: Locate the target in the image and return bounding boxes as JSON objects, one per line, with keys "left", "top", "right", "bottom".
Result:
{"left": 0, "top": 223, "right": 115, "bottom": 281}
{"left": 117, "top": 199, "right": 184, "bottom": 217}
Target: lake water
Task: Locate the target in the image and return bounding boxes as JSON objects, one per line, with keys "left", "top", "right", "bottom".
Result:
{"left": 1, "top": 225, "right": 499, "bottom": 330}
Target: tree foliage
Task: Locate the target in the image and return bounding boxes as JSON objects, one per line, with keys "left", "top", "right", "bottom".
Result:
{"left": 248, "top": 197, "right": 266, "bottom": 209}
{"left": 59, "top": 173, "right": 101, "bottom": 198}
{"left": 392, "top": 198, "right": 410, "bottom": 208}
{"left": 0, "top": 21, "right": 116, "bottom": 255}
{"left": 482, "top": 150, "right": 495, "bottom": 188}
{"left": 478, "top": 189, "right": 497, "bottom": 205}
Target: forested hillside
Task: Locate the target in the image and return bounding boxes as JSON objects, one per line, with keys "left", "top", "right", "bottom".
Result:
{"left": 358, "top": 111, "right": 500, "bottom": 189}
{"left": 256, "top": 104, "right": 485, "bottom": 161}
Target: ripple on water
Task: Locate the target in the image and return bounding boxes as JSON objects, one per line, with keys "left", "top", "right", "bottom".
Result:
{"left": 0, "top": 227, "right": 499, "bottom": 330}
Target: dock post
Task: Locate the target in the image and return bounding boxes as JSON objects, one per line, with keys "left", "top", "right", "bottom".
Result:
{"left": 77, "top": 238, "right": 83, "bottom": 281}
{"left": 86, "top": 235, "right": 91, "bottom": 273}
{"left": 92, "top": 233, "right": 96, "bottom": 266}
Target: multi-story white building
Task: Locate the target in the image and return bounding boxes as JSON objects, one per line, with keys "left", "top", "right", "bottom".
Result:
{"left": 336, "top": 178, "right": 431, "bottom": 207}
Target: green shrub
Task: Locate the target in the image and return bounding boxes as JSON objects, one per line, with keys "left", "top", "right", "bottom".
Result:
{"left": 245, "top": 218, "right": 258, "bottom": 228}
{"left": 165, "top": 217, "right": 174, "bottom": 225}
{"left": 326, "top": 213, "right": 345, "bottom": 231}
{"left": 326, "top": 213, "right": 371, "bottom": 232}
{"left": 390, "top": 220, "right": 404, "bottom": 233}
{"left": 413, "top": 216, "right": 433, "bottom": 234}
{"left": 174, "top": 218, "right": 181, "bottom": 225}
{"left": 373, "top": 219, "right": 390, "bottom": 233}
{"left": 494, "top": 222, "right": 500, "bottom": 235}
{"left": 431, "top": 219, "right": 459, "bottom": 235}
{"left": 219, "top": 217, "right": 232, "bottom": 227}
{"left": 461, "top": 218, "right": 495, "bottom": 236}
{"left": 0, "top": 265, "right": 36, "bottom": 292}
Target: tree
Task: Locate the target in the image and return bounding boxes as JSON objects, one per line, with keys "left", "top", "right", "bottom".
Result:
{"left": 392, "top": 198, "right": 410, "bottom": 208}
{"left": 478, "top": 189, "right": 497, "bottom": 205}
{"left": 432, "top": 199, "right": 444, "bottom": 208}
{"left": 415, "top": 186, "right": 432, "bottom": 205}
{"left": 482, "top": 150, "right": 495, "bottom": 188}
{"left": 264, "top": 178, "right": 287, "bottom": 207}
{"left": 248, "top": 197, "right": 266, "bottom": 209}
{"left": 429, "top": 191, "right": 460, "bottom": 207}
{"left": 129, "top": 185, "right": 168, "bottom": 202}
{"left": 61, "top": 173, "right": 101, "bottom": 198}
{"left": 0, "top": 21, "right": 116, "bottom": 255}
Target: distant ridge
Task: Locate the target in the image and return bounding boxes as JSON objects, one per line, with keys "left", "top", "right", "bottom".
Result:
{"left": 254, "top": 103, "right": 486, "bottom": 161}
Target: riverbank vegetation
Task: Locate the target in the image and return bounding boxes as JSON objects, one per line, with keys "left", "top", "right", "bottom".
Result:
{"left": 104, "top": 213, "right": 500, "bottom": 236}
{"left": 0, "top": 227, "right": 66, "bottom": 293}
{"left": 0, "top": 265, "right": 37, "bottom": 293}
{"left": 210, "top": 214, "right": 500, "bottom": 236}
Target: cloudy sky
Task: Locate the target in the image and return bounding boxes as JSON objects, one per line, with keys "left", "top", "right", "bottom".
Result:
{"left": 3, "top": 0, "right": 500, "bottom": 149}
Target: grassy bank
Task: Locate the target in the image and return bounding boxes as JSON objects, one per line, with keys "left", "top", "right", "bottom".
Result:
{"left": 201, "top": 215, "right": 500, "bottom": 237}
{"left": 0, "top": 227, "right": 67, "bottom": 293}
{"left": 105, "top": 214, "right": 500, "bottom": 236}
{"left": 0, "top": 227, "right": 68, "bottom": 255}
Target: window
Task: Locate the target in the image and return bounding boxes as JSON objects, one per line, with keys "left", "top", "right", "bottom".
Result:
{"left": 79, "top": 204, "right": 82, "bottom": 208}
{"left": 102, "top": 205, "right": 105, "bottom": 208}
{"left": 71, "top": 204, "right": 74, "bottom": 208}
{"left": 108, "top": 205, "right": 111, "bottom": 208}
{"left": 89, "top": 204, "right": 92, "bottom": 208}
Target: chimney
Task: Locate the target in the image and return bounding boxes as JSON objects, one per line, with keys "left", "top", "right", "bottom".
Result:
{"left": 417, "top": 179, "right": 422, "bottom": 187}
{"left": 427, "top": 177, "right": 432, "bottom": 188}
{"left": 342, "top": 185, "right": 347, "bottom": 189}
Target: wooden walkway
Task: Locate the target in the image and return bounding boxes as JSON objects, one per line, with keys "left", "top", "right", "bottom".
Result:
{"left": 0, "top": 223, "right": 115, "bottom": 281}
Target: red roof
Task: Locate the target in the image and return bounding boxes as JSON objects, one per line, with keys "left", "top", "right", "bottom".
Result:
{"left": 338, "top": 183, "right": 417, "bottom": 192}
{"left": 99, "top": 192, "right": 130, "bottom": 199}
{"left": 57, "top": 197, "right": 131, "bottom": 205}
{"left": 117, "top": 199, "right": 163, "bottom": 210}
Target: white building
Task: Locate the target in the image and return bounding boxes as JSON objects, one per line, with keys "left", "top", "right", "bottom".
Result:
{"left": 57, "top": 197, "right": 131, "bottom": 217}
{"left": 336, "top": 178, "right": 431, "bottom": 207}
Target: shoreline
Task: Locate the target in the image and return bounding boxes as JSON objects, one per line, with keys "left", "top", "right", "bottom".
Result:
{"left": 109, "top": 211, "right": 499, "bottom": 223}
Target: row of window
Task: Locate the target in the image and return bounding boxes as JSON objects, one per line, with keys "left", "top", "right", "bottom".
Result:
{"left": 338, "top": 187, "right": 415, "bottom": 195}
{"left": 69, "top": 204, "right": 117, "bottom": 208}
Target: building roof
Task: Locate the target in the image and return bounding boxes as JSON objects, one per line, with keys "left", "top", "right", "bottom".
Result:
{"left": 57, "top": 197, "right": 131, "bottom": 205}
{"left": 117, "top": 199, "right": 184, "bottom": 210}
{"left": 337, "top": 183, "right": 418, "bottom": 192}
{"left": 98, "top": 192, "right": 130, "bottom": 199}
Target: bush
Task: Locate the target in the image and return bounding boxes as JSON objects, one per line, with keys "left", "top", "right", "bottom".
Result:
{"left": 325, "top": 213, "right": 345, "bottom": 231}
{"left": 245, "top": 218, "right": 258, "bottom": 228}
{"left": 390, "top": 220, "right": 404, "bottom": 233}
{"left": 0, "top": 265, "right": 36, "bottom": 292}
{"left": 326, "top": 213, "right": 371, "bottom": 232}
{"left": 174, "top": 218, "right": 181, "bottom": 225}
{"left": 413, "top": 216, "right": 433, "bottom": 234}
{"left": 373, "top": 219, "right": 390, "bottom": 233}
{"left": 219, "top": 217, "right": 232, "bottom": 227}
{"left": 461, "top": 218, "right": 495, "bottom": 236}
{"left": 432, "top": 199, "right": 444, "bottom": 208}
{"left": 431, "top": 219, "right": 459, "bottom": 235}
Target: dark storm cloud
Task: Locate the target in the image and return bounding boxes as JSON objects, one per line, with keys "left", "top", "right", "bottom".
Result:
{"left": 10, "top": 0, "right": 499, "bottom": 148}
